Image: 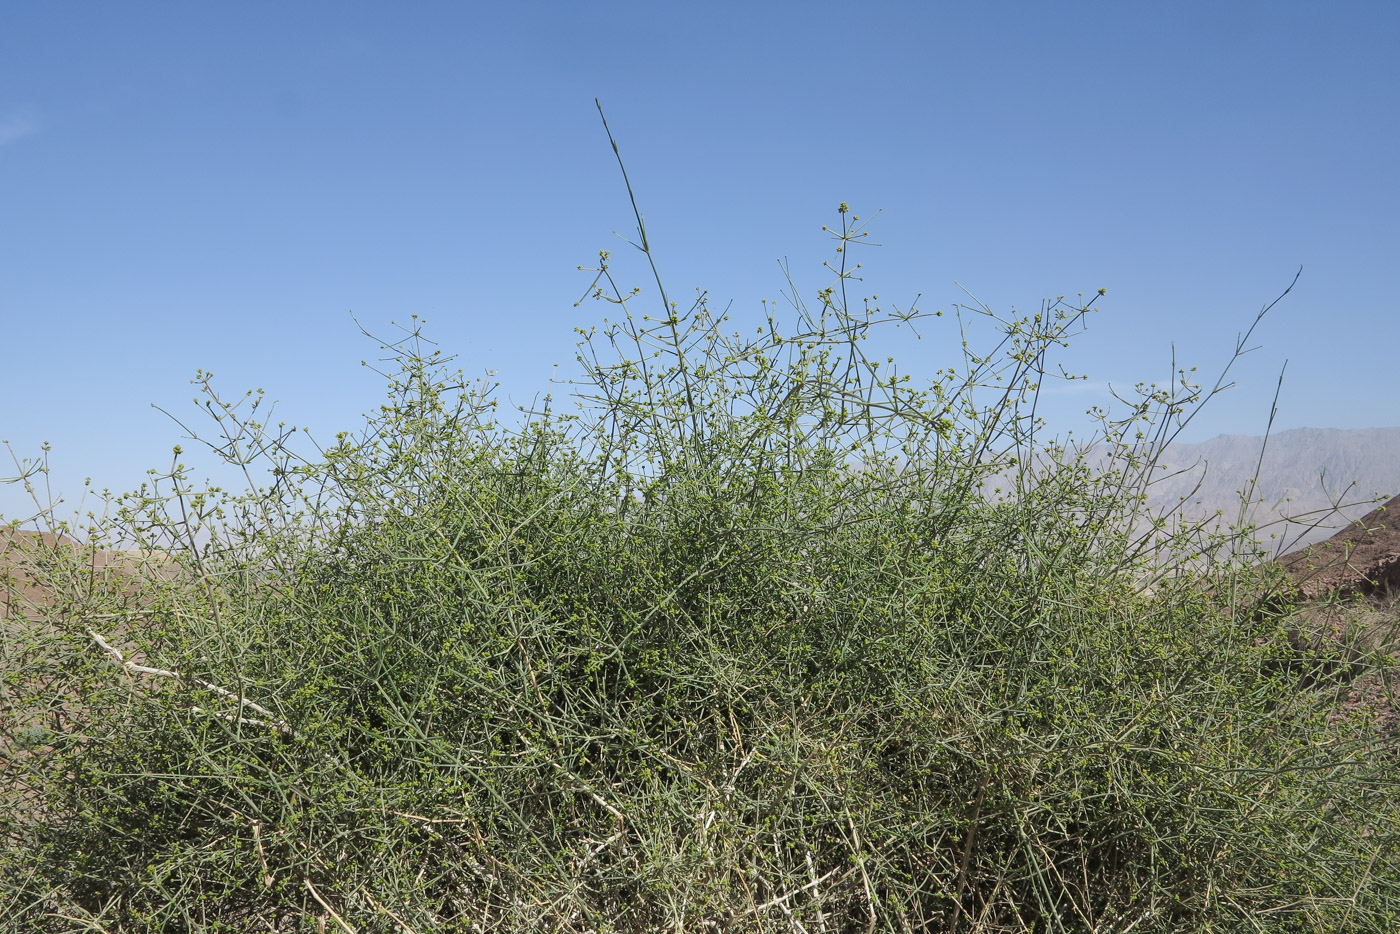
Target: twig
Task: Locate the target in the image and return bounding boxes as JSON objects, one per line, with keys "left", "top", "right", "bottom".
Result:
{"left": 519, "top": 735, "right": 627, "bottom": 824}
{"left": 949, "top": 772, "right": 991, "bottom": 934}
{"left": 739, "top": 864, "right": 845, "bottom": 918}
{"left": 304, "top": 878, "right": 358, "bottom": 934}
{"left": 807, "top": 850, "right": 828, "bottom": 934}
{"left": 846, "top": 814, "right": 877, "bottom": 934}
{"left": 252, "top": 820, "right": 274, "bottom": 890}
{"left": 87, "top": 627, "right": 293, "bottom": 734}
{"left": 363, "top": 891, "right": 421, "bottom": 934}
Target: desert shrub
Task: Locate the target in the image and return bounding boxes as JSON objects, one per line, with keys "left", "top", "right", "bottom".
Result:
{"left": 2, "top": 165, "right": 1397, "bottom": 932}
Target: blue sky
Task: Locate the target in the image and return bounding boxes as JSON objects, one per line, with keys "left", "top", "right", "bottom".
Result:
{"left": 2, "top": 2, "right": 1397, "bottom": 525}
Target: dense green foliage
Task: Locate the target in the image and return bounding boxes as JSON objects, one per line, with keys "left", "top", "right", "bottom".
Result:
{"left": 2, "top": 189, "right": 1397, "bottom": 932}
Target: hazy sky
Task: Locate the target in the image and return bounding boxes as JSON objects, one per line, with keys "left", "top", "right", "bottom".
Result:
{"left": 3, "top": 2, "right": 1396, "bottom": 524}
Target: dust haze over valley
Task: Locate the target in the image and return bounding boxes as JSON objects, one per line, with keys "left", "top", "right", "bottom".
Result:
{"left": 1127, "top": 426, "right": 1400, "bottom": 553}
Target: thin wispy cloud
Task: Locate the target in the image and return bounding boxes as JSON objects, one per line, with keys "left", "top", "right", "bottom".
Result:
{"left": 0, "top": 111, "right": 39, "bottom": 148}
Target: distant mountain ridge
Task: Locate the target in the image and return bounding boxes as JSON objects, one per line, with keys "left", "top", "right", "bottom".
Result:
{"left": 1138, "top": 426, "right": 1400, "bottom": 553}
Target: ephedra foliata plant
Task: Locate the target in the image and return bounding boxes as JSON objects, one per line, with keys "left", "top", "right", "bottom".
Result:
{"left": 1, "top": 113, "right": 1396, "bottom": 933}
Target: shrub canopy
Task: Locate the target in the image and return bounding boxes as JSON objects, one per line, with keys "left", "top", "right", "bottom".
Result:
{"left": 2, "top": 195, "right": 1396, "bottom": 933}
